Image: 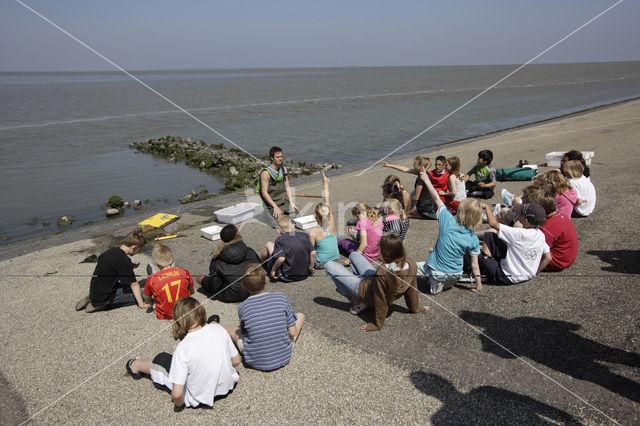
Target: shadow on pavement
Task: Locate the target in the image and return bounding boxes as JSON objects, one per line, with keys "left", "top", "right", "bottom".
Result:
{"left": 586, "top": 250, "right": 640, "bottom": 274}
{"left": 409, "top": 371, "right": 579, "bottom": 424}
{"left": 313, "top": 296, "right": 411, "bottom": 317}
{"left": 459, "top": 311, "right": 640, "bottom": 403}
{"left": 0, "top": 371, "right": 29, "bottom": 424}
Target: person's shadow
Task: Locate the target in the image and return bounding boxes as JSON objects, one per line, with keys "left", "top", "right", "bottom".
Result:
{"left": 409, "top": 371, "right": 579, "bottom": 424}
{"left": 587, "top": 250, "right": 640, "bottom": 274}
{"left": 459, "top": 311, "right": 640, "bottom": 403}
{"left": 313, "top": 296, "right": 412, "bottom": 317}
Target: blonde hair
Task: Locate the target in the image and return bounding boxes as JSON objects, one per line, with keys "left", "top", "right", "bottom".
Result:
{"left": 351, "top": 202, "right": 379, "bottom": 225}
{"left": 446, "top": 156, "right": 461, "bottom": 179}
{"left": 314, "top": 202, "right": 331, "bottom": 228}
{"left": 545, "top": 169, "right": 572, "bottom": 195}
{"left": 276, "top": 214, "right": 292, "bottom": 231}
{"left": 172, "top": 297, "right": 206, "bottom": 341}
{"left": 242, "top": 263, "right": 267, "bottom": 294}
{"left": 152, "top": 244, "right": 174, "bottom": 269}
{"left": 563, "top": 160, "right": 584, "bottom": 179}
{"left": 413, "top": 155, "right": 431, "bottom": 169}
{"left": 456, "top": 198, "right": 483, "bottom": 230}
{"left": 383, "top": 198, "right": 406, "bottom": 221}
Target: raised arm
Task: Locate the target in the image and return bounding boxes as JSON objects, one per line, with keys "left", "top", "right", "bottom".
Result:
{"left": 322, "top": 172, "right": 336, "bottom": 235}
{"left": 382, "top": 162, "right": 418, "bottom": 175}
{"left": 482, "top": 203, "right": 500, "bottom": 231}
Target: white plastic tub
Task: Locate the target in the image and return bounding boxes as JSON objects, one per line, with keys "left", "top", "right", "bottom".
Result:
{"left": 200, "top": 225, "right": 222, "bottom": 241}
{"left": 293, "top": 215, "right": 318, "bottom": 230}
{"left": 214, "top": 203, "right": 263, "bottom": 224}
{"left": 546, "top": 151, "right": 594, "bottom": 168}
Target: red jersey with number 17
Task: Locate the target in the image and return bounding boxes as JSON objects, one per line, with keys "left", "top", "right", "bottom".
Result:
{"left": 143, "top": 267, "right": 194, "bottom": 319}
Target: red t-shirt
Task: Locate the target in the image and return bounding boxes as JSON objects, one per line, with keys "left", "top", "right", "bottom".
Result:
{"left": 540, "top": 213, "right": 578, "bottom": 271}
{"left": 428, "top": 170, "right": 450, "bottom": 193}
{"left": 143, "top": 267, "right": 194, "bottom": 319}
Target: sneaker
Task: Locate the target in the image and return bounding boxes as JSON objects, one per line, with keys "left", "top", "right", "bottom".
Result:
{"left": 207, "top": 314, "right": 220, "bottom": 324}
{"left": 75, "top": 296, "right": 90, "bottom": 311}
{"left": 349, "top": 301, "right": 367, "bottom": 315}
{"left": 502, "top": 189, "right": 515, "bottom": 207}
{"left": 493, "top": 203, "right": 502, "bottom": 218}
{"left": 125, "top": 359, "right": 142, "bottom": 380}
{"left": 430, "top": 281, "right": 444, "bottom": 295}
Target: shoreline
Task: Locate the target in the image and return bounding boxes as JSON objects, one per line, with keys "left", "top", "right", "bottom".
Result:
{"left": 1, "top": 94, "right": 638, "bottom": 257}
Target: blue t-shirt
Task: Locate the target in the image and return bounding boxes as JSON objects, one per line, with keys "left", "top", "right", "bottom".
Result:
{"left": 238, "top": 292, "right": 297, "bottom": 371}
{"left": 427, "top": 205, "right": 480, "bottom": 274}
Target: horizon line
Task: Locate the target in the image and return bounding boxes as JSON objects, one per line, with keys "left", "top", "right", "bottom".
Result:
{"left": 2, "top": 59, "right": 639, "bottom": 74}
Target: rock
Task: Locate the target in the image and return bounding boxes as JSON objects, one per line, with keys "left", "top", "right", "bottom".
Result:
{"left": 105, "top": 208, "right": 120, "bottom": 217}
{"left": 107, "top": 195, "right": 124, "bottom": 208}
{"left": 229, "top": 166, "right": 238, "bottom": 176}
{"left": 199, "top": 161, "right": 206, "bottom": 168}
{"left": 132, "top": 200, "right": 142, "bottom": 208}
{"left": 42, "top": 222, "right": 50, "bottom": 227}
{"left": 123, "top": 201, "right": 131, "bottom": 208}
{"left": 57, "top": 216, "right": 74, "bottom": 227}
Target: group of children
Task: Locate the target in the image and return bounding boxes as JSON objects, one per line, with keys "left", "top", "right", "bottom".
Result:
{"left": 74, "top": 146, "right": 595, "bottom": 409}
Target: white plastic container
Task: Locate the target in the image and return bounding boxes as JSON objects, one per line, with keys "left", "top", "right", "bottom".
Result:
{"left": 214, "top": 203, "right": 263, "bottom": 224}
{"left": 293, "top": 215, "right": 318, "bottom": 230}
{"left": 200, "top": 225, "right": 222, "bottom": 241}
{"left": 546, "top": 151, "right": 594, "bottom": 168}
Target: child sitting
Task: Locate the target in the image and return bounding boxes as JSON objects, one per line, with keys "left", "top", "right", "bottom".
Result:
{"left": 474, "top": 202, "right": 552, "bottom": 284}
{"left": 544, "top": 169, "right": 578, "bottom": 219}
{"left": 442, "top": 156, "right": 467, "bottom": 213}
{"left": 563, "top": 160, "right": 596, "bottom": 217}
{"left": 383, "top": 155, "right": 438, "bottom": 219}
{"left": 381, "top": 175, "right": 411, "bottom": 213}
{"left": 309, "top": 172, "right": 339, "bottom": 269}
{"left": 197, "top": 224, "right": 261, "bottom": 303}
{"left": 223, "top": 265, "right": 305, "bottom": 371}
{"left": 465, "top": 149, "right": 497, "bottom": 199}
{"left": 75, "top": 228, "right": 149, "bottom": 313}
{"left": 381, "top": 198, "right": 410, "bottom": 241}
{"left": 143, "top": 245, "right": 194, "bottom": 319}
{"left": 337, "top": 202, "right": 383, "bottom": 266}
{"left": 126, "top": 297, "right": 241, "bottom": 409}
{"left": 415, "top": 166, "right": 484, "bottom": 293}
{"left": 261, "top": 215, "right": 316, "bottom": 282}
{"left": 525, "top": 183, "right": 578, "bottom": 272}
{"left": 325, "top": 235, "right": 429, "bottom": 331}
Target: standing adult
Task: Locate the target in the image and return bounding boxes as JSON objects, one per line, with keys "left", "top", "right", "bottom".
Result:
{"left": 257, "top": 146, "right": 299, "bottom": 218}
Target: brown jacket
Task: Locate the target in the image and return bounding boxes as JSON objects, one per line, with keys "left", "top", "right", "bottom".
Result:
{"left": 357, "top": 259, "right": 420, "bottom": 331}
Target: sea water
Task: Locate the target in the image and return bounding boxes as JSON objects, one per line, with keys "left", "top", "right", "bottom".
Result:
{"left": 1, "top": 62, "right": 639, "bottom": 243}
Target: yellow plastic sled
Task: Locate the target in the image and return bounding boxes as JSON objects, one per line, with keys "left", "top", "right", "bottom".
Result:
{"left": 138, "top": 213, "right": 179, "bottom": 229}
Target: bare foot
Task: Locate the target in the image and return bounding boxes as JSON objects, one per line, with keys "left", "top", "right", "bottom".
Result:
{"left": 343, "top": 259, "right": 350, "bottom": 267}
{"left": 416, "top": 305, "right": 430, "bottom": 313}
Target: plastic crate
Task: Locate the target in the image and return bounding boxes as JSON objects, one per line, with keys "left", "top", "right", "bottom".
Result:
{"left": 214, "top": 203, "right": 263, "bottom": 224}
{"left": 546, "top": 151, "right": 593, "bottom": 168}
{"left": 293, "top": 215, "right": 318, "bottom": 230}
{"left": 200, "top": 225, "right": 222, "bottom": 241}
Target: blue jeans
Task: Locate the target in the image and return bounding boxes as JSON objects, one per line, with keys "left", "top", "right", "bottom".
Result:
{"left": 110, "top": 279, "right": 146, "bottom": 308}
{"left": 325, "top": 252, "right": 376, "bottom": 299}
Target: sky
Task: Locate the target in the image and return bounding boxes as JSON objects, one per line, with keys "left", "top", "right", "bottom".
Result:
{"left": 1, "top": 0, "right": 639, "bottom": 71}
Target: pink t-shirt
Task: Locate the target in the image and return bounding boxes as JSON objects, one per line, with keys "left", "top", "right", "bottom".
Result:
{"left": 356, "top": 217, "right": 383, "bottom": 262}
{"left": 556, "top": 189, "right": 578, "bottom": 218}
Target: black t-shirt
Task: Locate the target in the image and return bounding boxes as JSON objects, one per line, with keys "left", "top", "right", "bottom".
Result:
{"left": 273, "top": 232, "right": 314, "bottom": 281}
{"left": 89, "top": 247, "right": 136, "bottom": 304}
{"left": 414, "top": 176, "right": 436, "bottom": 213}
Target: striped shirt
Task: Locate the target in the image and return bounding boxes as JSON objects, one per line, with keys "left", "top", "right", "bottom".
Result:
{"left": 238, "top": 292, "right": 297, "bottom": 371}
{"left": 383, "top": 215, "right": 410, "bottom": 241}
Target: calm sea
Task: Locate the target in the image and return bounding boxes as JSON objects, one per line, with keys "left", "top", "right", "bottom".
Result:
{"left": 1, "top": 62, "right": 639, "bottom": 243}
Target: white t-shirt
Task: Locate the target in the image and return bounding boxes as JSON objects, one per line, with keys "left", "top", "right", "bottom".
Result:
{"left": 454, "top": 177, "right": 467, "bottom": 202}
{"left": 168, "top": 323, "right": 239, "bottom": 407}
{"left": 568, "top": 175, "right": 596, "bottom": 216}
{"left": 498, "top": 225, "right": 550, "bottom": 283}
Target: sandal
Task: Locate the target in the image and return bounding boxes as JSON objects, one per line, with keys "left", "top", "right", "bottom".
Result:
{"left": 126, "top": 359, "right": 142, "bottom": 380}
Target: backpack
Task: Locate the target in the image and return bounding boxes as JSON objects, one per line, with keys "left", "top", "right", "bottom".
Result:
{"left": 496, "top": 167, "right": 538, "bottom": 181}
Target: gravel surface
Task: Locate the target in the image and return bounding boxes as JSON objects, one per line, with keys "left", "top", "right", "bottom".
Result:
{"left": 1, "top": 100, "right": 639, "bottom": 424}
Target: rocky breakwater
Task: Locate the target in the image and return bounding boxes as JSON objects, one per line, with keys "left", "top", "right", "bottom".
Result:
{"left": 130, "top": 136, "right": 341, "bottom": 192}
